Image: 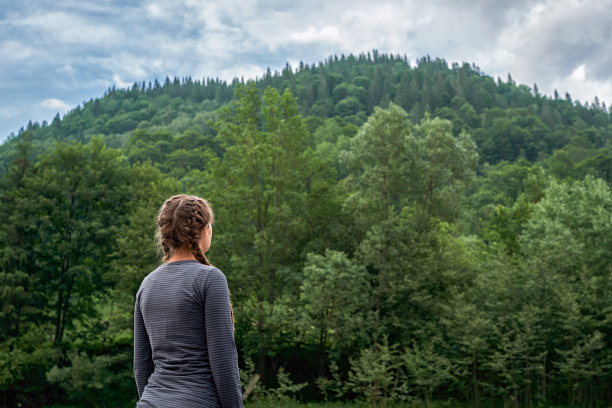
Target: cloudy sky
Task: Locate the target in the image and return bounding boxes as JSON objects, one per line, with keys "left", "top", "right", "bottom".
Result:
{"left": 1, "top": 0, "right": 611, "bottom": 142}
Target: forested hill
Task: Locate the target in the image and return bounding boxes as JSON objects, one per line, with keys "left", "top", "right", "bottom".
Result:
{"left": 1, "top": 52, "right": 611, "bottom": 180}
{"left": 1, "top": 53, "right": 611, "bottom": 408}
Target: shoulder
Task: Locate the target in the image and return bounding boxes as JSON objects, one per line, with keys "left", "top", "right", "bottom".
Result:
{"left": 198, "top": 265, "right": 227, "bottom": 289}
{"left": 191, "top": 264, "right": 228, "bottom": 299}
{"left": 206, "top": 265, "right": 226, "bottom": 280}
{"left": 135, "top": 263, "right": 164, "bottom": 300}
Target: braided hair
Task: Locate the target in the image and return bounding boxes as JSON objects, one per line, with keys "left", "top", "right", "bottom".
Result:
{"left": 157, "top": 195, "right": 213, "bottom": 265}
{"left": 156, "top": 195, "right": 234, "bottom": 327}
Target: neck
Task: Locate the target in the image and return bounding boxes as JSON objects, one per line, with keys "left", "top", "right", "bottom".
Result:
{"left": 167, "top": 247, "right": 196, "bottom": 263}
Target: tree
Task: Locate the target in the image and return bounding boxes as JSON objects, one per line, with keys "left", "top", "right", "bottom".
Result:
{"left": 0, "top": 136, "right": 41, "bottom": 342}
{"left": 518, "top": 177, "right": 612, "bottom": 405}
{"left": 520, "top": 176, "right": 612, "bottom": 277}
{"left": 347, "top": 339, "right": 401, "bottom": 407}
{"left": 403, "top": 342, "right": 454, "bottom": 408}
{"left": 345, "top": 105, "right": 478, "bottom": 338}
{"left": 297, "top": 250, "right": 374, "bottom": 375}
{"left": 105, "top": 162, "right": 180, "bottom": 337}
{"left": 412, "top": 115, "right": 478, "bottom": 219}
{"left": 343, "top": 103, "right": 413, "bottom": 326}
{"left": 344, "top": 102, "right": 413, "bottom": 224}
{"left": 125, "top": 129, "right": 174, "bottom": 165}
{"left": 17, "top": 138, "right": 132, "bottom": 345}
{"left": 209, "top": 83, "right": 321, "bottom": 377}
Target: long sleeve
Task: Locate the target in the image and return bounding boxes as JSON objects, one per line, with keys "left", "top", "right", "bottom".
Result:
{"left": 133, "top": 291, "right": 154, "bottom": 399}
{"left": 205, "top": 268, "right": 244, "bottom": 408}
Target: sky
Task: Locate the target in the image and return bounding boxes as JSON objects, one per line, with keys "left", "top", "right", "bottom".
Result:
{"left": 1, "top": 0, "right": 611, "bottom": 142}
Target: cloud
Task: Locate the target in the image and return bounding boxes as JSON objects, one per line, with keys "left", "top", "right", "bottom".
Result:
{"left": 550, "top": 65, "right": 612, "bottom": 107}
{"left": 40, "top": 98, "right": 71, "bottom": 111}
{"left": 290, "top": 26, "right": 341, "bottom": 45}
{"left": 57, "top": 65, "right": 75, "bottom": 74}
{"left": 217, "top": 64, "right": 267, "bottom": 82}
{"left": 0, "top": 107, "right": 20, "bottom": 119}
{"left": 0, "top": 40, "right": 38, "bottom": 61}
{"left": 15, "top": 11, "right": 124, "bottom": 46}
{"left": 112, "top": 74, "right": 133, "bottom": 89}
{"left": 145, "top": 3, "right": 165, "bottom": 19}
{"left": 1, "top": 0, "right": 611, "bottom": 143}
{"left": 489, "top": 0, "right": 612, "bottom": 102}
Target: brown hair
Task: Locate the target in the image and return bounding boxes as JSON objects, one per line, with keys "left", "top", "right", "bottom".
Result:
{"left": 156, "top": 194, "right": 234, "bottom": 328}
{"left": 157, "top": 194, "right": 213, "bottom": 265}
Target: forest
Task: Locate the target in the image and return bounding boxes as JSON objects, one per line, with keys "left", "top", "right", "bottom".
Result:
{"left": 0, "top": 52, "right": 610, "bottom": 408}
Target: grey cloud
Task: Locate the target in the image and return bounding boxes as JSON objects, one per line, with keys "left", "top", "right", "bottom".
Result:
{"left": 1, "top": 0, "right": 611, "bottom": 141}
{"left": 496, "top": 0, "right": 612, "bottom": 85}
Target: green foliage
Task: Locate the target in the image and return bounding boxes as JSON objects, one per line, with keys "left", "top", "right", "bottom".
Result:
{"left": 0, "top": 338, "right": 59, "bottom": 406}
{"left": 344, "top": 102, "right": 413, "bottom": 220}
{"left": 347, "top": 339, "right": 402, "bottom": 407}
{"left": 316, "top": 361, "right": 346, "bottom": 402}
{"left": 14, "top": 138, "right": 132, "bottom": 345}
{"left": 402, "top": 343, "right": 454, "bottom": 408}
{"left": 241, "top": 357, "right": 308, "bottom": 403}
{"left": 106, "top": 162, "right": 180, "bottom": 336}
{"left": 263, "top": 367, "right": 309, "bottom": 402}
{"left": 208, "top": 83, "right": 336, "bottom": 380}
{"left": 46, "top": 351, "right": 135, "bottom": 408}
{"left": 412, "top": 115, "right": 478, "bottom": 219}
{"left": 0, "top": 52, "right": 611, "bottom": 407}
{"left": 521, "top": 176, "right": 612, "bottom": 274}
{"left": 298, "top": 250, "right": 374, "bottom": 362}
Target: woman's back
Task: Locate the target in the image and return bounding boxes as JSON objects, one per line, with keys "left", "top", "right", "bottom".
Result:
{"left": 134, "top": 260, "right": 243, "bottom": 408}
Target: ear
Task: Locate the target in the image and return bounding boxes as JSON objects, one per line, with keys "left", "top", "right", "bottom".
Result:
{"left": 201, "top": 223, "right": 212, "bottom": 239}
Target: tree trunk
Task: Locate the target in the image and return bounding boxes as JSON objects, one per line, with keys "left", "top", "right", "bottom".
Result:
{"left": 318, "top": 327, "right": 327, "bottom": 377}
{"left": 473, "top": 349, "right": 479, "bottom": 408}
{"left": 54, "top": 288, "right": 64, "bottom": 345}
{"left": 377, "top": 238, "right": 391, "bottom": 324}
{"left": 58, "top": 281, "right": 73, "bottom": 344}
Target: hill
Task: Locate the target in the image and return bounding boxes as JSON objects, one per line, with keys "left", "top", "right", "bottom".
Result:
{"left": 1, "top": 52, "right": 610, "bottom": 181}
{"left": 0, "top": 53, "right": 610, "bottom": 408}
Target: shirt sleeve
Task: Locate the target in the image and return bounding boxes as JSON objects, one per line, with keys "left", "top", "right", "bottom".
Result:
{"left": 133, "top": 291, "right": 155, "bottom": 399}
{"left": 205, "top": 268, "right": 244, "bottom": 408}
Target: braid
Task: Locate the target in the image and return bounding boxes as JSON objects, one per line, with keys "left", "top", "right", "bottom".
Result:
{"left": 157, "top": 194, "right": 234, "bottom": 329}
{"left": 157, "top": 195, "right": 186, "bottom": 262}
{"left": 187, "top": 203, "right": 211, "bottom": 266}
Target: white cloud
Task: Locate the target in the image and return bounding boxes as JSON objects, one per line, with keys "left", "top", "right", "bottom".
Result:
{"left": 0, "top": 40, "right": 37, "bottom": 61}
{"left": 290, "top": 26, "right": 341, "bottom": 45}
{"left": 15, "top": 11, "right": 123, "bottom": 46}
{"left": 145, "top": 3, "right": 165, "bottom": 19}
{"left": 0, "top": 107, "right": 20, "bottom": 119}
{"left": 112, "top": 74, "right": 132, "bottom": 89}
{"left": 570, "top": 64, "right": 587, "bottom": 82}
{"left": 1, "top": 0, "right": 611, "bottom": 142}
{"left": 57, "top": 64, "right": 75, "bottom": 74}
{"left": 551, "top": 65, "right": 612, "bottom": 107}
{"left": 40, "top": 98, "right": 71, "bottom": 111}
{"left": 217, "top": 64, "right": 266, "bottom": 82}
{"left": 337, "top": 2, "right": 422, "bottom": 50}
{"left": 489, "top": 0, "right": 612, "bottom": 104}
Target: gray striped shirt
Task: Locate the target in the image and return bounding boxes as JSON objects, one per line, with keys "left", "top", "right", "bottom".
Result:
{"left": 134, "top": 260, "right": 243, "bottom": 408}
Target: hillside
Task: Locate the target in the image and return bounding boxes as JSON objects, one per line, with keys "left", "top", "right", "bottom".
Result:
{"left": 0, "top": 53, "right": 610, "bottom": 408}
{"left": 1, "top": 53, "right": 610, "bottom": 180}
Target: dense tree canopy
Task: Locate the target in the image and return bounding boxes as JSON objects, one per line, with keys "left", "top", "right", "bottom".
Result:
{"left": 0, "top": 53, "right": 610, "bottom": 408}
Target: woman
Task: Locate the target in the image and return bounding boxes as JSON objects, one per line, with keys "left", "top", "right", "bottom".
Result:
{"left": 134, "top": 195, "right": 243, "bottom": 408}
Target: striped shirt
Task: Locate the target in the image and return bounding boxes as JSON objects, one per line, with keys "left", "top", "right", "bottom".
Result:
{"left": 134, "top": 260, "right": 243, "bottom": 408}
